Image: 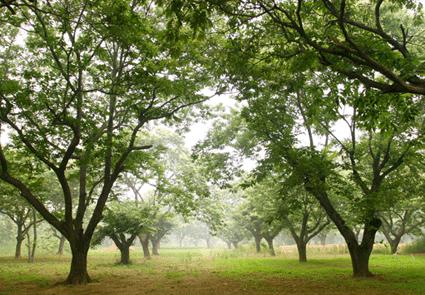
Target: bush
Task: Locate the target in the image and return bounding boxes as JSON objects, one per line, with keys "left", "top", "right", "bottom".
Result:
{"left": 403, "top": 237, "right": 425, "bottom": 254}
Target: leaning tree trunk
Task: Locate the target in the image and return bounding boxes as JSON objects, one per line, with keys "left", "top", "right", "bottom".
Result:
{"left": 310, "top": 188, "right": 381, "bottom": 277}
{"left": 66, "top": 239, "right": 91, "bottom": 285}
{"left": 296, "top": 241, "right": 307, "bottom": 262}
{"left": 139, "top": 234, "right": 151, "bottom": 259}
{"left": 151, "top": 239, "right": 160, "bottom": 256}
{"left": 265, "top": 238, "right": 276, "bottom": 256}
{"left": 389, "top": 236, "right": 401, "bottom": 254}
{"left": 57, "top": 235, "right": 66, "bottom": 255}
{"left": 254, "top": 236, "right": 262, "bottom": 253}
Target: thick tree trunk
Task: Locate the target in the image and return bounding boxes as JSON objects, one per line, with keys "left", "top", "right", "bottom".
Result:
{"left": 232, "top": 241, "right": 239, "bottom": 249}
{"left": 57, "top": 235, "right": 66, "bottom": 255}
{"left": 15, "top": 225, "right": 24, "bottom": 259}
{"left": 265, "top": 238, "right": 276, "bottom": 256}
{"left": 226, "top": 241, "right": 232, "bottom": 249}
{"left": 65, "top": 242, "right": 90, "bottom": 284}
{"left": 151, "top": 239, "right": 160, "bottom": 255}
{"left": 348, "top": 245, "right": 373, "bottom": 277}
{"left": 119, "top": 245, "right": 130, "bottom": 264}
{"left": 296, "top": 241, "right": 307, "bottom": 262}
{"left": 254, "top": 236, "right": 262, "bottom": 253}
{"left": 139, "top": 234, "right": 151, "bottom": 259}
{"left": 310, "top": 189, "right": 380, "bottom": 277}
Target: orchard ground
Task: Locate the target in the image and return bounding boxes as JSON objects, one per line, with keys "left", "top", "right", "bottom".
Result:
{"left": 0, "top": 245, "right": 424, "bottom": 295}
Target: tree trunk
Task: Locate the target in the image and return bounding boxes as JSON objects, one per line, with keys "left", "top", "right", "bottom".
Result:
{"left": 57, "top": 235, "right": 66, "bottom": 255}
{"left": 65, "top": 242, "right": 91, "bottom": 284}
{"left": 226, "top": 241, "right": 232, "bottom": 249}
{"left": 232, "top": 241, "right": 239, "bottom": 249}
{"left": 254, "top": 236, "right": 262, "bottom": 253}
{"left": 296, "top": 241, "right": 307, "bottom": 262}
{"left": 206, "top": 238, "right": 211, "bottom": 249}
{"left": 151, "top": 239, "right": 160, "bottom": 255}
{"left": 389, "top": 237, "right": 401, "bottom": 254}
{"left": 265, "top": 238, "right": 276, "bottom": 256}
{"left": 310, "top": 189, "right": 380, "bottom": 277}
{"left": 139, "top": 234, "right": 151, "bottom": 259}
{"left": 29, "top": 210, "right": 37, "bottom": 263}
{"left": 348, "top": 245, "right": 373, "bottom": 277}
{"left": 319, "top": 233, "right": 327, "bottom": 246}
{"left": 15, "top": 224, "right": 24, "bottom": 259}
{"left": 119, "top": 245, "right": 130, "bottom": 264}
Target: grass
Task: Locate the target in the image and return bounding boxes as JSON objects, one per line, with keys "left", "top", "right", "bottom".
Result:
{"left": 0, "top": 246, "right": 424, "bottom": 294}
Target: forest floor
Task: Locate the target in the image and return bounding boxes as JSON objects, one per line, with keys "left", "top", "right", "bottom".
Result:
{"left": 0, "top": 247, "right": 424, "bottom": 295}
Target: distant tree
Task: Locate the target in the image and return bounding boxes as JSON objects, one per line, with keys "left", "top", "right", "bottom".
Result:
{"left": 92, "top": 201, "right": 151, "bottom": 265}
{"left": 379, "top": 163, "right": 425, "bottom": 254}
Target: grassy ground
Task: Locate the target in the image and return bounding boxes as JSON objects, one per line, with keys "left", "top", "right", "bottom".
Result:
{"left": 0, "top": 247, "right": 424, "bottom": 295}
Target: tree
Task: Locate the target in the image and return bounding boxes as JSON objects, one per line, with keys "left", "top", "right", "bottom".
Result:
{"left": 150, "top": 212, "right": 175, "bottom": 255}
{"left": 0, "top": 149, "right": 45, "bottom": 259}
{"left": 0, "top": 0, "right": 214, "bottom": 284}
{"left": 92, "top": 201, "right": 151, "bottom": 265}
{"left": 218, "top": 217, "right": 249, "bottom": 249}
{"left": 379, "top": 162, "right": 425, "bottom": 254}
{"left": 277, "top": 185, "right": 330, "bottom": 262}
{"left": 214, "top": 0, "right": 425, "bottom": 95}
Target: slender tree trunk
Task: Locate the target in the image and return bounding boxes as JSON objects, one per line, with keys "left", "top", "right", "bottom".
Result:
{"left": 119, "top": 245, "right": 130, "bottom": 264}
{"left": 296, "top": 241, "right": 307, "bottom": 262}
{"left": 151, "top": 239, "right": 160, "bottom": 255}
{"left": 226, "top": 241, "right": 231, "bottom": 249}
{"left": 57, "top": 235, "right": 66, "bottom": 255}
{"left": 26, "top": 232, "right": 31, "bottom": 262}
{"left": 206, "top": 238, "right": 211, "bottom": 249}
{"left": 319, "top": 233, "right": 327, "bottom": 246}
{"left": 139, "top": 234, "right": 151, "bottom": 259}
{"left": 65, "top": 240, "right": 91, "bottom": 284}
{"left": 29, "top": 210, "right": 37, "bottom": 263}
{"left": 15, "top": 224, "right": 24, "bottom": 259}
{"left": 254, "top": 236, "right": 262, "bottom": 253}
{"left": 265, "top": 238, "right": 276, "bottom": 256}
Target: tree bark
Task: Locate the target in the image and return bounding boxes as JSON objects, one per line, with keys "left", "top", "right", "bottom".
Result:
{"left": 296, "top": 241, "right": 307, "bottom": 262}
{"left": 57, "top": 235, "right": 66, "bottom": 255}
{"left": 389, "top": 237, "right": 401, "bottom": 254}
{"left": 65, "top": 241, "right": 91, "bottom": 284}
{"left": 310, "top": 189, "right": 380, "bottom": 277}
{"left": 28, "top": 210, "right": 37, "bottom": 263}
{"left": 254, "top": 236, "right": 262, "bottom": 253}
{"left": 119, "top": 245, "right": 130, "bottom": 264}
{"left": 265, "top": 238, "right": 276, "bottom": 256}
{"left": 139, "top": 234, "right": 151, "bottom": 259}
{"left": 151, "top": 239, "right": 160, "bottom": 255}
{"left": 15, "top": 224, "right": 24, "bottom": 259}
{"left": 232, "top": 241, "right": 239, "bottom": 249}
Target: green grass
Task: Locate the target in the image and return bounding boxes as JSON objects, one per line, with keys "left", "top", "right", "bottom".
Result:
{"left": 0, "top": 247, "right": 424, "bottom": 294}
